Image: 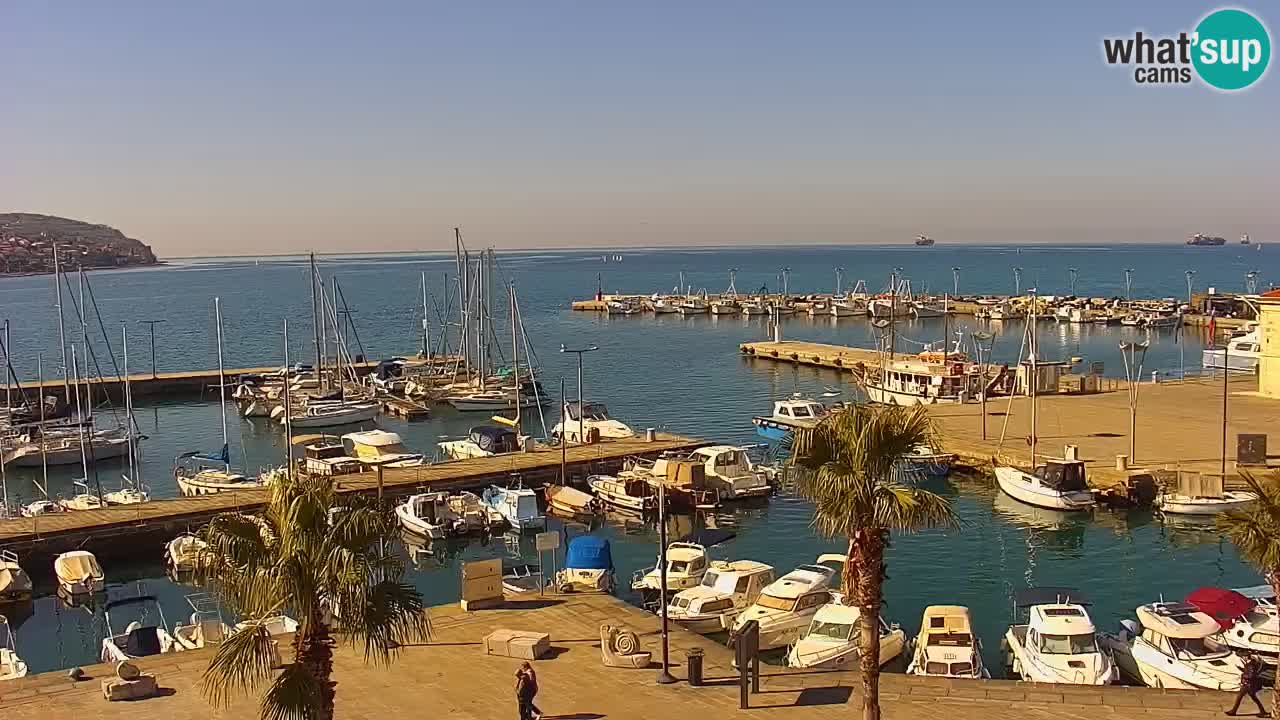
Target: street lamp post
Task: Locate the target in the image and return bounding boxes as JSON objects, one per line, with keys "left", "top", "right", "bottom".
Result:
{"left": 137, "top": 320, "right": 166, "bottom": 379}
{"left": 973, "top": 332, "right": 995, "bottom": 440}
{"left": 1119, "top": 341, "right": 1150, "bottom": 464}
{"left": 559, "top": 344, "right": 599, "bottom": 445}
{"left": 1068, "top": 268, "right": 1078, "bottom": 296}
{"left": 1185, "top": 270, "right": 1196, "bottom": 308}
{"left": 1124, "top": 269, "right": 1134, "bottom": 301}
{"left": 835, "top": 267, "right": 844, "bottom": 296}
{"left": 1013, "top": 267, "right": 1023, "bottom": 295}
{"left": 952, "top": 267, "right": 961, "bottom": 297}
{"left": 655, "top": 483, "right": 676, "bottom": 684}
{"left": 1246, "top": 271, "right": 1259, "bottom": 295}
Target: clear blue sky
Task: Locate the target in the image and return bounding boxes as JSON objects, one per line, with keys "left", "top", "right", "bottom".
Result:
{"left": 2, "top": 1, "right": 1276, "bottom": 255}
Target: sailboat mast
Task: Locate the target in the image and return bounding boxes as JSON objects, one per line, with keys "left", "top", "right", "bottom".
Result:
{"left": 1029, "top": 289, "right": 1038, "bottom": 468}
{"left": 455, "top": 229, "right": 469, "bottom": 379}
{"left": 52, "top": 244, "right": 70, "bottom": 399}
{"left": 310, "top": 253, "right": 323, "bottom": 391}
{"left": 70, "top": 345, "right": 89, "bottom": 490}
{"left": 123, "top": 325, "right": 135, "bottom": 484}
{"left": 37, "top": 353, "right": 48, "bottom": 498}
{"left": 283, "top": 319, "right": 294, "bottom": 481}
{"left": 421, "top": 271, "right": 430, "bottom": 358}
{"left": 510, "top": 283, "right": 520, "bottom": 437}
{"left": 215, "top": 297, "right": 229, "bottom": 471}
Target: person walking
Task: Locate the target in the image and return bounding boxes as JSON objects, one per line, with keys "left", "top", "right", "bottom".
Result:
{"left": 1226, "top": 654, "right": 1269, "bottom": 717}
{"left": 515, "top": 666, "right": 535, "bottom": 720}
{"left": 521, "top": 662, "right": 544, "bottom": 720}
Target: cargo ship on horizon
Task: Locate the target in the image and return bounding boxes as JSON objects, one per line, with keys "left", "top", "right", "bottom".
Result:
{"left": 914, "top": 234, "right": 935, "bottom": 246}
{"left": 1186, "top": 233, "right": 1226, "bottom": 246}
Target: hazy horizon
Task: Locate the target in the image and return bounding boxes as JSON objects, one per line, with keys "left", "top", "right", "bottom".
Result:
{"left": 4, "top": 1, "right": 1276, "bottom": 255}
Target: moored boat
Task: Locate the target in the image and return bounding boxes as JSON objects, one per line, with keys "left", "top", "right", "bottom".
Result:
{"left": 1101, "top": 601, "right": 1242, "bottom": 690}
{"left": 588, "top": 474, "right": 656, "bottom": 513}
{"left": 907, "top": 605, "right": 989, "bottom": 678}
{"left": 54, "top": 550, "right": 104, "bottom": 596}
{"left": 553, "top": 535, "right": 615, "bottom": 594}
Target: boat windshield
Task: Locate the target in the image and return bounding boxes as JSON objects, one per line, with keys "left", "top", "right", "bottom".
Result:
{"left": 756, "top": 594, "right": 797, "bottom": 612}
{"left": 808, "top": 620, "right": 855, "bottom": 641}
{"left": 1246, "top": 608, "right": 1275, "bottom": 626}
{"left": 1038, "top": 633, "right": 1098, "bottom": 655}
{"left": 700, "top": 571, "right": 720, "bottom": 588}
{"left": 789, "top": 405, "right": 814, "bottom": 418}
{"left": 669, "top": 560, "right": 691, "bottom": 573}
{"left": 1170, "top": 635, "right": 1231, "bottom": 660}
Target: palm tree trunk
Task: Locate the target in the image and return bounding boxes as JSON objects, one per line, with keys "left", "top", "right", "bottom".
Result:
{"left": 852, "top": 528, "right": 886, "bottom": 720}
{"left": 1272, "top": 573, "right": 1279, "bottom": 718}
{"left": 294, "top": 620, "right": 337, "bottom": 720}
{"left": 840, "top": 535, "right": 858, "bottom": 606}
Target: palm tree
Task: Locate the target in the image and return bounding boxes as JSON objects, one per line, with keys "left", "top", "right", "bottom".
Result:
{"left": 193, "top": 470, "right": 431, "bottom": 720}
{"left": 790, "top": 404, "right": 957, "bottom": 720}
{"left": 1218, "top": 470, "right": 1280, "bottom": 716}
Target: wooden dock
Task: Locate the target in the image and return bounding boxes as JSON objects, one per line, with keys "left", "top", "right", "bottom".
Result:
{"left": 0, "top": 432, "right": 705, "bottom": 565}
{"left": 739, "top": 340, "right": 881, "bottom": 376}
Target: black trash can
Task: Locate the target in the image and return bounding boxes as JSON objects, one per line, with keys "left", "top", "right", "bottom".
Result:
{"left": 686, "top": 648, "right": 704, "bottom": 686}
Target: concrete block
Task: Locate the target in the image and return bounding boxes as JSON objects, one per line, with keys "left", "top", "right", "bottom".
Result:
{"left": 101, "top": 674, "right": 159, "bottom": 701}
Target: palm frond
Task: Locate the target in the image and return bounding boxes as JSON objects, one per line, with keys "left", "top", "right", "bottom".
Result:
{"left": 338, "top": 579, "right": 432, "bottom": 663}
{"left": 259, "top": 661, "right": 327, "bottom": 720}
{"left": 1219, "top": 470, "right": 1280, "bottom": 572}
{"left": 201, "top": 622, "right": 281, "bottom": 708}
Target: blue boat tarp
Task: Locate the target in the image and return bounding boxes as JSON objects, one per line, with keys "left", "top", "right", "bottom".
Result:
{"left": 564, "top": 536, "right": 613, "bottom": 570}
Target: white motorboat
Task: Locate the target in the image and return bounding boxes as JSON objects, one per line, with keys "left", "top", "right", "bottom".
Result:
{"left": 1101, "top": 601, "right": 1242, "bottom": 691}
{"left": 631, "top": 529, "right": 736, "bottom": 600}
{"left": 768, "top": 302, "right": 797, "bottom": 316}
{"left": 552, "top": 536, "right": 615, "bottom": 594}
{"left": 0, "top": 551, "right": 33, "bottom": 604}
{"left": 54, "top": 550, "right": 104, "bottom": 596}
{"left": 448, "top": 491, "right": 505, "bottom": 533}
{"left": 752, "top": 395, "right": 829, "bottom": 441}
{"left": 650, "top": 296, "right": 680, "bottom": 314}
{"left": 59, "top": 480, "right": 105, "bottom": 511}
{"left": 667, "top": 560, "right": 775, "bottom": 634}
{"left": 868, "top": 298, "right": 913, "bottom": 319}
{"left": 785, "top": 601, "right": 906, "bottom": 670}
{"left": 20, "top": 499, "right": 64, "bottom": 517}
{"left": 1186, "top": 586, "right": 1279, "bottom": 663}
{"left": 501, "top": 562, "right": 544, "bottom": 594}
{"left": 166, "top": 533, "right": 208, "bottom": 573}
{"left": 996, "top": 453, "right": 1096, "bottom": 512}
{"left": 103, "top": 478, "right": 151, "bottom": 505}
{"left": 1004, "top": 587, "right": 1115, "bottom": 685}
{"left": 907, "top": 605, "right": 990, "bottom": 679}
{"left": 0, "top": 615, "right": 27, "bottom": 681}
{"left": 481, "top": 485, "right": 545, "bottom": 531}
{"left": 551, "top": 400, "right": 635, "bottom": 443}
{"left": 544, "top": 484, "right": 599, "bottom": 517}
{"left": 606, "top": 298, "right": 642, "bottom": 315}
{"left": 729, "top": 555, "right": 846, "bottom": 650}
{"left": 1157, "top": 472, "right": 1256, "bottom": 515}
{"left": 678, "top": 446, "right": 774, "bottom": 499}
{"left": 172, "top": 594, "right": 231, "bottom": 651}
{"left": 588, "top": 474, "right": 656, "bottom": 513}
{"left": 437, "top": 425, "right": 520, "bottom": 460}
{"left": 1202, "top": 323, "right": 1261, "bottom": 372}
{"left": 899, "top": 444, "right": 956, "bottom": 482}
{"left": 101, "top": 594, "right": 182, "bottom": 663}
{"left": 274, "top": 400, "right": 379, "bottom": 428}
{"left": 341, "top": 429, "right": 424, "bottom": 467}
{"left": 395, "top": 492, "right": 454, "bottom": 539}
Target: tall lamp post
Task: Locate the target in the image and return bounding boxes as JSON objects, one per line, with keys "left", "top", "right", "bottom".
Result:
{"left": 1013, "top": 267, "right": 1023, "bottom": 295}
{"left": 559, "top": 344, "right": 599, "bottom": 445}
{"left": 952, "top": 267, "right": 961, "bottom": 297}
{"left": 137, "top": 319, "right": 166, "bottom": 379}
{"left": 655, "top": 483, "right": 676, "bottom": 684}
{"left": 1068, "top": 268, "right": 1078, "bottom": 296}
{"left": 973, "top": 331, "right": 995, "bottom": 440}
{"left": 1119, "top": 341, "right": 1149, "bottom": 464}
{"left": 1185, "top": 270, "right": 1196, "bottom": 308}
{"left": 1246, "top": 271, "right": 1259, "bottom": 295}
{"left": 1124, "top": 269, "right": 1134, "bottom": 301}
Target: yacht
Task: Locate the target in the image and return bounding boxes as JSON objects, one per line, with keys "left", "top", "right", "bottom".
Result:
{"left": 341, "top": 430, "right": 424, "bottom": 467}
{"left": 552, "top": 535, "right": 615, "bottom": 593}
{"left": 752, "top": 395, "right": 829, "bottom": 441}
{"left": 172, "top": 593, "right": 231, "bottom": 650}
{"left": 1004, "top": 587, "right": 1115, "bottom": 685}
{"left": 274, "top": 399, "right": 379, "bottom": 428}
{"left": 987, "top": 302, "right": 1024, "bottom": 321}
{"left": 0, "top": 615, "right": 27, "bottom": 681}
{"left": 395, "top": 492, "right": 455, "bottom": 539}
{"left": 1101, "top": 601, "right": 1242, "bottom": 691}
{"left": 54, "top": 550, "right": 104, "bottom": 596}
{"left": 1, "top": 426, "right": 130, "bottom": 468}
{"left": 907, "top": 605, "right": 990, "bottom": 679}
{"left": 437, "top": 425, "right": 520, "bottom": 460}
{"left": 785, "top": 601, "right": 906, "bottom": 670}
{"left": 588, "top": 474, "right": 657, "bottom": 513}
{"left": 481, "top": 485, "right": 545, "bottom": 531}
{"left": 631, "top": 529, "right": 736, "bottom": 603}
{"left": 663, "top": 446, "right": 773, "bottom": 500}
{"left": 166, "top": 533, "right": 208, "bottom": 573}
{"left": 101, "top": 595, "right": 182, "bottom": 663}
{"left": 863, "top": 357, "right": 973, "bottom": 406}
{"left": 729, "top": 555, "right": 846, "bottom": 650}
{"left": 1186, "top": 587, "right": 1279, "bottom": 664}
{"left": 0, "top": 551, "right": 32, "bottom": 604}
{"left": 667, "top": 560, "right": 775, "bottom": 634}
{"left": 551, "top": 400, "right": 635, "bottom": 443}
{"left": 1202, "top": 323, "right": 1262, "bottom": 372}
{"left": 995, "top": 452, "right": 1095, "bottom": 512}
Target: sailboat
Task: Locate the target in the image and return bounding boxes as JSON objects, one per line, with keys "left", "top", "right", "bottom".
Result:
{"left": 994, "top": 291, "right": 1095, "bottom": 511}
{"left": 104, "top": 327, "right": 150, "bottom": 505}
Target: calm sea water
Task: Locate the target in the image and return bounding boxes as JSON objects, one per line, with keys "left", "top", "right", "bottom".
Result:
{"left": 0, "top": 243, "right": 1274, "bottom": 675}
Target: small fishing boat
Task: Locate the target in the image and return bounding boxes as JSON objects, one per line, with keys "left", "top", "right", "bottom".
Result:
{"left": 830, "top": 299, "right": 862, "bottom": 317}
{"left": 166, "top": 533, "right": 208, "bottom": 573}
{"left": 101, "top": 594, "right": 181, "bottom": 663}
{"left": 587, "top": 474, "right": 657, "bottom": 513}
{"left": 1157, "top": 472, "right": 1256, "bottom": 515}
{"left": 1101, "top": 601, "right": 1242, "bottom": 691}
{"left": 544, "top": 484, "right": 599, "bottom": 517}
{"left": 740, "top": 299, "right": 769, "bottom": 316}
{"left": 54, "top": 550, "right": 104, "bottom": 596}
{"left": 172, "top": 594, "right": 231, "bottom": 650}
{"left": 0, "top": 615, "right": 27, "bottom": 681}
{"left": 899, "top": 444, "right": 956, "bottom": 481}
{"left": 481, "top": 485, "right": 545, "bottom": 531}
{"left": 906, "top": 605, "right": 990, "bottom": 679}
{"left": 863, "top": 357, "right": 973, "bottom": 406}
{"left": 667, "top": 560, "right": 775, "bottom": 634}
{"left": 553, "top": 536, "right": 615, "bottom": 593}
{"left": 995, "top": 454, "right": 1095, "bottom": 512}
{"left": 395, "top": 492, "right": 455, "bottom": 539}
{"left": 501, "top": 562, "right": 544, "bottom": 594}
{"left": 786, "top": 601, "right": 907, "bottom": 670}
{"left": 0, "top": 551, "right": 33, "bottom": 604}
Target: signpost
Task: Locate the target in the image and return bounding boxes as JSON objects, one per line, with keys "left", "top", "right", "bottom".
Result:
{"left": 535, "top": 531, "right": 560, "bottom": 596}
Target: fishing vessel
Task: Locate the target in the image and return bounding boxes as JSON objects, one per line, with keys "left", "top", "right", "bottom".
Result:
{"left": 752, "top": 395, "right": 829, "bottom": 441}
{"left": 631, "top": 529, "right": 736, "bottom": 603}
{"left": 666, "top": 560, "right": 775, "bottom": 634}
{"left": 1004, "top": 587, "right": 1115, "bottom": 685}
{"left": 101, "top": 594, "right": 181, "bottom": 663}
{"left": 906, "top": 605, "right": 990, "bottom": 679}
{"left": 785, "top": 602, "right": 906, "bottom": 670}
{"left": 553, "top": 535, "right": 615, "bottom": 593}
{"left": 1101, "top": 601, "right": 1242, "bottom": 690}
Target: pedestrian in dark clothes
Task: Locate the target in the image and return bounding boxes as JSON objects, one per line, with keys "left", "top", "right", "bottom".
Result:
{"left": 515, "top": 666, "right": 535, "bottom": 720}
{"left": 1227, "top": 655, "right": 1270, "bottom": 717}
{"left": 521, "top": 662, "right": 544, "bottom": 720}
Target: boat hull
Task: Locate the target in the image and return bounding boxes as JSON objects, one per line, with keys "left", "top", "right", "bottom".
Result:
{"left": 995, "top": 467, "right": 1094, "bottom": 511}
{"left": 1157, "top": 493, "right": 1256, "bottom": 515}
{"left": 6, "top": 439, "right": 129, "bottom": 467}
{"left": 864, "top": 385, "right": 962, "bottom": 406}
{"left": 286, "top": 404, "right": 378, "bottom": 427}
{"left": 1201, "top": 349, "right": 1258, "bottom": 372}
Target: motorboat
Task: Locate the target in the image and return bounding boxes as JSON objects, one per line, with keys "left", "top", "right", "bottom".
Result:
{"left": 899, "top": 444, "right": 956, "bottom": 482}
{"left": 1004, "top": 587, "right": 1115, "bottom": 685}
{"left": 273, "top": 400, "right": 379, "bottom": 428}
{"left": 501, "top": 562, "right": 544, "bottom": 594}
{"left": 20, "top": 499, "right": 64, "bottom": 517}
{"left": 544, "top": 484, "right": 599, "bottom": 517}
{"left": 785, "top": 601, "right": 906, "bottom": 670}
{"left": 481, "top": 485, "right": 545, "bottom": 531}
{"left": 101, "top": 594, "right": 181, "bottom": 663}
{"left": 341, "top": 429, "right": 424, "bottom": 467}
{"left": 752, "top": 395, "right": 829, "bottom": 441}
{"left": 0, "top": 551, "right": 33, "bottom": 604}
{"left": 631, "top": 529, "right": 736, "bottom": 602}
{"left": 302, "top": 438, "right": 363, "bottom": 477}
{"left": 172, "top": 593, "right": 231, "bottom": 650}
{"left": 906, "top": 605, "right": 990, "bottom": 679}
{"left": 863, "top": 357, "right": 974, "bottom": 406}
{"left": 995, "top": 454, "right": 1095, "bottom": 512}
{"left": 446, "top": 387, "right": 546, "bottom": 412}
{"left": 553, "top": 535, "right": 615, "bottom": 593}
{"left": 59, "top": 480, "right": 105, "bottom": 511}
{"left": 235, "top": 615, "right": 299, "bottom": 636}
{"left": 395, "top": 492, "right": 455, "bottom": 539}
{"left": 166, "top": 533, "right": 208, "bottom": 573}
{"left": 1157, "top": 472, "right": 1256, "bottom": 515}
{"left": 710, "top": 300, "right": 739, "bottom": 316}
{"left": 0, "top": 615, "right": 26, "bottom": 681}
{"left": 740, "top": 299, "right": 769, "bottom": 316}
{"left": 54, "top": 550, "right": 104, "bottom": 596}
{"left": 676, "top": 297, "right": 710, "bottom": 315}
{"left": 437, "top": 425, "right": 520, "bottom": 461}
{"left": 551, "top": 400, "right": 635, "bottom": 443}
{"left": 674, "top": 446, "right": 774, "bottom": 500}
{"left": 1202, "top": 323, "right": 1261, "bottom": 372}
{"left": 1186, "top": 587, "right": 1279, "bottom": 663}
{"left": 729, "top": 555, "right": 846, "bottom": 650}
{"left": 588, "top": 474, "right": 657, "bottom": 513}
{"left": 1101, "top": 601, "right": 1243, "bottom": 690}
{"left": 667, "top": 560, "right": 775, "bottom": 634}
{"left": 447, "top": 491, "right": 505, "bottom": 533}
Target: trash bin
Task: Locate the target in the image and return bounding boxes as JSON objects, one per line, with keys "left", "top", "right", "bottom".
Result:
{"left": 686, "top": 648, "right": 704, "bottom": 686}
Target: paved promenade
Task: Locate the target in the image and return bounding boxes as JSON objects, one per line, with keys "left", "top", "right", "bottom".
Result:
{"left": 0, "top": 594, "right": 1265, "bottom": 719}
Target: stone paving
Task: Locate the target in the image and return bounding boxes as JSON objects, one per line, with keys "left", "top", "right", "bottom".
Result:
{"left": 1, "top": 594, "right": 1270, "bottom": 719}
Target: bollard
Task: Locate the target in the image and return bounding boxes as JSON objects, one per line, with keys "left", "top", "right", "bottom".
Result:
{"left": 645, "top": 428, "right": 656, "bottom": 442}
{"left": 686, "top": 648, "right": 704, "bottom": 687}
{"left": 1116, "top": 455, "right": 1129, "bottom": 471}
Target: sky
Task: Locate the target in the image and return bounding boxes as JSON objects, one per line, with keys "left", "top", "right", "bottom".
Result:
{"left": 2, "top": 1, "right": 1277, "bottom": 256}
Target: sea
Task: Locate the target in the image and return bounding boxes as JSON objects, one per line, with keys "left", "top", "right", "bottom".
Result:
{"left": 0, "top": 242, "right": 1275, "bottom": 675}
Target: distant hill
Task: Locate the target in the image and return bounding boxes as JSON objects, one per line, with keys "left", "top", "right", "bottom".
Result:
{"left": 0, "top": 213, "right": 158, "bottom": 274}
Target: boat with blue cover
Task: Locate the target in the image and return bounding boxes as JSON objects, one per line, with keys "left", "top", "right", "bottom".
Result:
{"left": 554, "top": 535, "right": 615, "bottom": 594}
